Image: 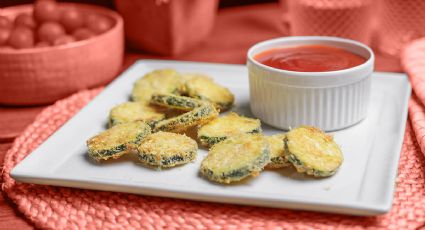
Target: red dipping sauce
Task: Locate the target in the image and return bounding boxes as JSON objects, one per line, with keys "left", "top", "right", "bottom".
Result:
{"left": 254, "top": 45, "right": 367, "bottom": 72}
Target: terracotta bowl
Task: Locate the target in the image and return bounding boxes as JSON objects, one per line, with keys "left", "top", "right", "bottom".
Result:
{"left": 0, "top": 3, "right": 124, "bottom": 105}
{"left": 115, "top": 0, "right": 218, "bottom": 56}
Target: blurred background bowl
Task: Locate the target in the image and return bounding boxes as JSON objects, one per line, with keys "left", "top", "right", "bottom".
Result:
{"left": 0, "top": 3, "right": 124, "bottom": 106}
{"left": 115, "top": 0, "right": 218, "bottom": 56}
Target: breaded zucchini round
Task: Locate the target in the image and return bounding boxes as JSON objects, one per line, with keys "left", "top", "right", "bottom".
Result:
{"left": 109, "top": 102, "right": 165, "bottom": 127}
{"left": 151, "top": 93, "right": 204, "bottom": 111}
{"left": 284, "top": 126, "right": 343, "bottom": 177}
{"left": 266, "top": 133, "right": 290, "bottom": 169}
{"left": 87, "top": 121, "right": 151, "bottom": 161}
{"left": 181, "top": 72, "right": 198, "bottom": 82}
{"left": 131, "top": 69, "right": 183, "bottom": 102}
{"left": 200, "top": 134, "right": 270, "bottom": 184}
{"left": 153, "top": 103, "right": 219, "bottom": 133}
{"left": 185, "top": 74, "right": 234, "bottom": 111}
{"left": 137, "top": 131, "right": 198, "bottom": 168}
{"left": 198, "top": 112, "right": 262, "bottom": 148}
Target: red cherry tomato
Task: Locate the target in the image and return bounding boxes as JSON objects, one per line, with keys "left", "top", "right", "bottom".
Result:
{"left": 85, "top": 14, "right": 113, "bottom": 35}
{"left": 60, "top": 7, "right": 84, "bottom": 32}
{"left": 8, "top": 27, "right": 34, "bottom": 49}
{"left": 38, "top": 22, "right": 65, "bottom": 44}
{"left": 14, "top": 13, "right": 37, "bottom": 29}
{"left": 0, "top": 27, "right": 11, "bottom": 46}
{"left": 0, "top": 16, "right": 12, "bottom": 28}
{"left": 35, "top": 41, "right": 50, "bottom": 48}
{"left": 53, "top": 35, "right": 76, "bottom": 46}
{"left": 34, "top": 0, "right": 60, "bottom": 23}
{"left": 72, "top": 28, "right": 95, "bottom": 41}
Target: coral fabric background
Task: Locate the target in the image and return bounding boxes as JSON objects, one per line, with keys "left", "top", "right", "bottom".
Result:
{"left": 0, "top": 1, "right": 422, "bottom": 229}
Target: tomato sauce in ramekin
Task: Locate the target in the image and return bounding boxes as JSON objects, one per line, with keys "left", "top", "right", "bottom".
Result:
{"left": 254, "top": 45, "right": 366, "bottom": 72}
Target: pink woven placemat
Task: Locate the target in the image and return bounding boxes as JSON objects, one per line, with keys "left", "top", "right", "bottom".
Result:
{"left": 2, "top": 85, "right": 425, "bottom": 228}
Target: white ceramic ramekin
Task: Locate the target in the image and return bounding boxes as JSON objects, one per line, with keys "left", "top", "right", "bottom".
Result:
{"left": 247, "top": 36, "right": 374, "bottom": 131}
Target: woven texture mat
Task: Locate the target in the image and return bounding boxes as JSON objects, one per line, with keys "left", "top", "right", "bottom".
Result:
{"left": 3, "top": 62, "right": 425, "bottom": 228}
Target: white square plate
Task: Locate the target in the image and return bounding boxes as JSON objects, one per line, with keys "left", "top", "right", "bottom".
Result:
{"left": 11, "top": 60, "right": 411, "bottom": 216}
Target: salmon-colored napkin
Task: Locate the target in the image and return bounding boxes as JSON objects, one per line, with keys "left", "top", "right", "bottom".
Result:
{"left": 403, "top": 38, "right": 425, "bottom": 155}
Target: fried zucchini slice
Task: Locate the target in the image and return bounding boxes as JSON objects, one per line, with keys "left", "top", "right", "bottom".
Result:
{"left": 181, "top": 72, "right": 198, "bottom": 82}
{"left": 200, "top": 134, "right": 270, "bottom": 184}
{"left": 284, "top": 126, "right": 343, "bottom": 177}
{"left": 137, "top": 131, "right": 198, "bottom": 168}
{"left": 153, "top": 103, "right": 219, "bottom": 133}
{"left": 87, "top": 121, "right": 151, "bottom": 161}
{"left": 109, "top": 102, "right": 165, "bottom": 127}
{"left": 131, "top": 69, "right": 183, "bottom": 102}
{"left": 151, "top": 93, "right": 204, "bottom": 111}
{"left": 184, "top": 74, "right": 234, "bottom": 111}
{"left": 198, "top": 112, "right": 262, "bottom": 148}
{"left": 266, "top": 133, "right": 291, "bottom": 169}
{"left": 164, "top": 108, "right": 186, "bottom": 119}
